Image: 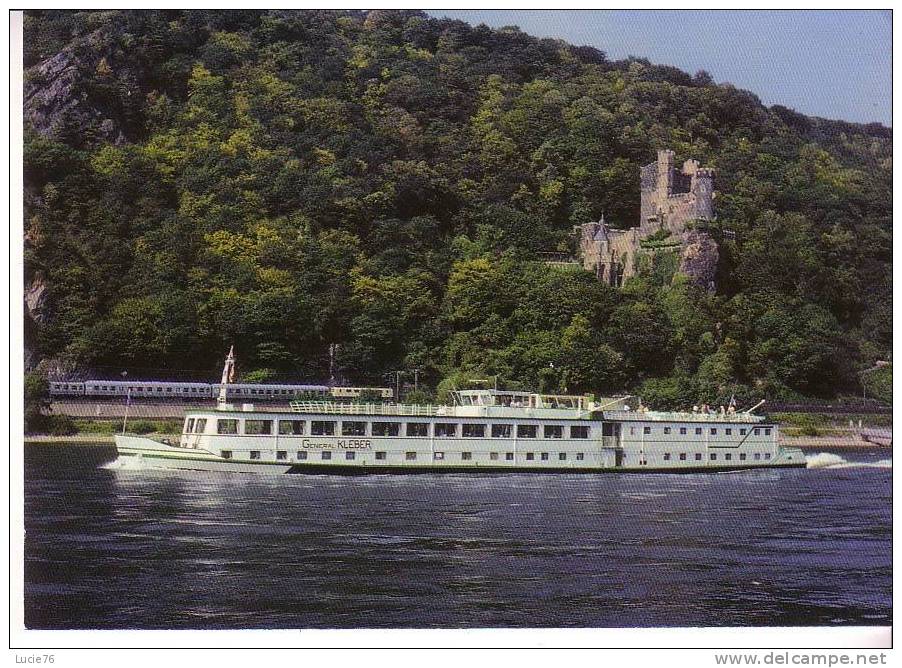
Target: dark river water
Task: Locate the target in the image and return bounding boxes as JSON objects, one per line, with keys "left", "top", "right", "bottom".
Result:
{"left": 24, "top": 445, "right": 891, "bottom": 629}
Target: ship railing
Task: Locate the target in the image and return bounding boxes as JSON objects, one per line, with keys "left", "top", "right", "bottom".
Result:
{"left": 289, "top": 401, "right": 444, "bottom": 417}
{"left": 603, "top": 410, "right": 763, "bottom": 423}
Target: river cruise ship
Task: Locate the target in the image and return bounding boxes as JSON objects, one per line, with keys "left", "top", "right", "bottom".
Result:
{"left": 115, "top": 354, "right": 803, "bottom": 474}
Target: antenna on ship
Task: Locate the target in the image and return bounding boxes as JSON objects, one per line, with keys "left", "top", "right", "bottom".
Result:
{"left": 218, "top": 346, "right": 236, "bottom": 409}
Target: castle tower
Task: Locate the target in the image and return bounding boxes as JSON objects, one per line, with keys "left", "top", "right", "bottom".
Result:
{"left": 691, "top": 168, "right": 715, "bottom": 220}
{"left": 656, "top": 149, "right": 675, "bottom": 197}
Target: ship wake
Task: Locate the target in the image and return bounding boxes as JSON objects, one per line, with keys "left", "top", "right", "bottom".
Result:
{"left": 102, "top": 455, "right": 155, "bottom": 471}
{"left": 805, "top": 452, "right": 891, "bottom": 469}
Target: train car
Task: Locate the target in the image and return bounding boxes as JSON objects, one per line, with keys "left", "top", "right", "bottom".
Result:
{"left": 49, "top": 381, "right": 86, "bottom": 396}
{"left": 222, "top": 384, "right": 330, "bottom": 401}
{"left": 83, "top": 380, "right": 213, "bottom": 399}
{"left": 329, "top": 386, "right": 394, "bottom": 400}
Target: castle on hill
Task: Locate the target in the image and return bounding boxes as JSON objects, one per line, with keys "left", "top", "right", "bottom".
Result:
{"left": 576, "top": 150, "right": 718, "bottom": 290}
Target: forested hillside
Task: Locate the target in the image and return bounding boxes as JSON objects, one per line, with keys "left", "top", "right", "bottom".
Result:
{"left": 23, "top": 9, "right": 892, "bottom": 406}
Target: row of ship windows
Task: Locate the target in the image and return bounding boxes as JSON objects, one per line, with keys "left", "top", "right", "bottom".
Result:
{"left": 189, "top": 418, "right": 592, "bottom": 439}
{"left": 633, "top": 426, "right": 772, "bottom": 436}
{"left": 220, "top": 450, "right": 774, "bottom": 462}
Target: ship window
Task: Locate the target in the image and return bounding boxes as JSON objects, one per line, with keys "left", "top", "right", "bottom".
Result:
{"left": 710, "top": 428, "right": 717, "bottom": 435}
{"left": 540, "top": 452, "right": 549, "bottom": 461}
{"left": 279, "top": 420, "right": 305, "bottom": 436}
{"left": 695, "top": 427, "right": 702, "bottom": 435}
{"left": 505, "top": 452, "right": 514, "bottom": 461}
{"left": 643, "top": 426, "right": 651, "bottom": 435}
{"left": 372, "top": 422, "right": 400, "bottom": 437}
{"left": 434, "top": 452, "right": 444, "bottom": 460}
{"left": 679, "top": 453, "right": 687, "bottom": 461}
{"left": 217, "top": 419, "right": 238, "bottom": 435}
{"left": 245, "top": 420, "right": 273, "bottom": 435}
{"left": 322, "top": 451, "right": 331, "bottom": 460}
{"left": 664, "top": 453, "right": 671, "bottom": 461}
{"left": 710, "top": 453, "right": 717, "bottom": 461}
{"left": 764, "top": 453, "right": 771, "bottom": 460}
{"left": 680, "top": 427, "right": 687, "bottom": 435}
{"left": 695, "top": 453, "right": 702, "bottom": 461}
{"left": 526, "top": 453, "right": 535, "bottom": 461}
{"left": 492, "top": 424, "right": 512, "bottom": 438}
{"left": 576, "top": 453, "right": 584, "bottom": 461}
{"left": 221, "top": 450, "right": 232, "bottom": 459}
{"left": 740, "top": 428, "right": 747, "bottom": 435}
{"left": 664, "top": 427, "right": 671, "bottom": 435}
{"left": 342, "top": 421, "right": 367, "bottom": 436}
{"left": 405, "top": 452, "right": 417, "bottom": 460}
{"left": 462, "top": 452, "right": 472, "bottom": 460}
{"left": 544, "top": 425, "right": 564, "bottom": 439}
{"left": 754, "top": 428, "right": 760, "bottom": 436}
{"left": 571, "top": 426, "right": 590, "bottom": 439}
{"left": 345, "top": 452, "right": 355, "bottom": 460}
{"left": 250, "top": 451, "right": 261, "bottom": 460}
{"left": 435, "top": 423, "right": 457, "bottom": 437}
{"left": 276, "top": 451, "right": 287, "bottom": 461}
{"left": 754, "top": 453, "right": 761, "bottom": 460}
{"left": 462, "top": 424, "right": 485, "bottom": 438}
{"left": 740, "top": 453, "right": 747, "bottom": 461}
{"left": 602, "top": 424, "right": 615, "bottom": 437}
{"left": 517, "top": 425, "right": 537, "bottom": 438}
{"left": 297, "top": 451, "right": 307, "bottom": 460}
{"left": 725, "top": 453, "right": 732, "bottom": 461}
{"left": 726, "top": 428, "right": 732, "bottom": 436}
{"left": 406, "top": 423, "right": 428, "bottom": 437}
{"left": 559, "top": 452, "right": 566, "bottom": 461}
{"left": 186, "top": 418, "right": 195, "bottom": 433}
{"left": 311, "top": 421, "right": 336, "bottom": 436}
{"left": 764, "top": 428, "right": 772, "bottom": 436}
{"left": 490, "top": 452, "right": 499, "bottom": 460}
{"left": 195, "top": 418, "right": 207, "bottom": 433}
{"left": 376, "top": 451, "right": 386, "bottom": 460}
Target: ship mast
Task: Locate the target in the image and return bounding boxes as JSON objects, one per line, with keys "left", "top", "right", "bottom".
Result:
{"left": 218, "top": 346, "right": 236, "bottom": 408}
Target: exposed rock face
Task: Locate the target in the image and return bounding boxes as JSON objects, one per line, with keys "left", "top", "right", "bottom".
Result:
{"left": 24, "top": 30, "right": 134, "bottom": 147}
{"left": 25, "top": 274, "right": 49, "bottom": 325}
{"left": 679, "top": 230, "right": 719, "bottom": 291}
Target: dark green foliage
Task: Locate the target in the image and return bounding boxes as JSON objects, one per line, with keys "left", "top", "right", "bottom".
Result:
{"left": 23, "top": 10, "right": 891, "bottom": 406}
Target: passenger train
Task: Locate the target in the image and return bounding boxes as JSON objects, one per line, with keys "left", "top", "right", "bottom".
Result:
{"left": 49, "top": 380, "right": 393, "bottom": 401}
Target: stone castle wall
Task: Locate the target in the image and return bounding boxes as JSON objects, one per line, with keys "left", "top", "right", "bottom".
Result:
{"left": 576, "top": 149, "right": 717, "bottom": 289}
